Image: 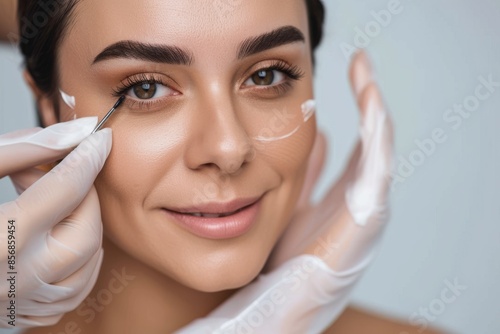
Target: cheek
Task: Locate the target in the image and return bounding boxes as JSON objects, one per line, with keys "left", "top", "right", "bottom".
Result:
{"left": 94, "top": 113, "right": 186, "bottom": 220}
{"left": 256, "top": 118, "right": 316, "bottom": 177}
{"left": 254, "top": 111, "right": 317, "bottom": 236}
{"left": 252, "top": 91, "right": 317, "bottom": 188}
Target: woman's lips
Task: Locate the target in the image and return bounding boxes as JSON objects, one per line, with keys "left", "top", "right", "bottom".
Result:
{"left": 162, "top": 195, "right": 263, "bottom": 239}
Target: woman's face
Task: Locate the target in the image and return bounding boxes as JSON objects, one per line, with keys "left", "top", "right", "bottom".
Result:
{"left": 55, "top": 0, "right": 316, "bottom": 291}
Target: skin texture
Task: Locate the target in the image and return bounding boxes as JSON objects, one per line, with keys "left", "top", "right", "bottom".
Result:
{"left": 30, "top": 0, "right": 316, "bottom": 332}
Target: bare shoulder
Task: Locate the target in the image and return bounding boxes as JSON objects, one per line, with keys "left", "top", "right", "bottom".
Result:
{"left": 22, "top": 306, "right": 448, "bottom": 334}
{"left": 323, "top": 306, "right": 448, "bottom": 334}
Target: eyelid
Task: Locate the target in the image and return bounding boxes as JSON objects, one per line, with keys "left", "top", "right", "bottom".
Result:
{"left": 239, "top": 59, "right": 304, "bottom": 99}
{"left": 112, "top": 72, "right": 181, "bottom": 112}
{"left": 113, "top": 72, "right": 180, "bottom": 96}
{"left": 240, "top": 59, "right": 304, "bottom": 85}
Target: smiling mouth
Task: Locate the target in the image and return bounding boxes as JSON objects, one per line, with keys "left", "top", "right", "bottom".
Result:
{"left": 181, "top": 207, "right": 248, "bottom": 218}
{"left": 162, "top": 194, "right": 265, "bottom": 239}
{"left": 166, "top": 197, "right": 260, "bottom": 218}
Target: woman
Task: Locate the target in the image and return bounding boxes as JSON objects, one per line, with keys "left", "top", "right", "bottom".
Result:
{"left": 0, "top": 0, "right": 444, "bottom": 333}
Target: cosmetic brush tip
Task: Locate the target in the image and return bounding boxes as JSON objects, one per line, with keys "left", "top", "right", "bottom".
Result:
{"left": 91, "top": 95, "right": 127, "bottom": 134}
{"left": 114, "top": 95, "right": 126, "bottom": 109}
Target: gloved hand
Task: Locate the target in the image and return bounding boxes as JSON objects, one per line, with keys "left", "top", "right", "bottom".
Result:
{"left": 176, "top": 51, "right": 394, "bottom": 333}
{"left": 0, "top": 117, "right": 112, "bottom": 327}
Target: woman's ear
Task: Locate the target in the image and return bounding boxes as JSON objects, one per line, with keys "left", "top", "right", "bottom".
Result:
{"left": 23, "top": 70, "right": 58, "bottom": 127}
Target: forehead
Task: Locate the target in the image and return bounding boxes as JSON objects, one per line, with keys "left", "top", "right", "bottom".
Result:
{"left": 65, "top": 0, "right": 310, "bottom": 61}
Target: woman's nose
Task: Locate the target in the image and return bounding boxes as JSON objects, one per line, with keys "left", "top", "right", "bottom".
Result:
{"left": 184, "top": 93, "right": 254, "bottom": 175}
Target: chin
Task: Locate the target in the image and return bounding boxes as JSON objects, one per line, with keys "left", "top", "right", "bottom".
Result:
{"left": 165, "top": 239, "right": 273, "bottom": 293}
{"left": 182, "top": 265, "right": 262, "bottom": 293}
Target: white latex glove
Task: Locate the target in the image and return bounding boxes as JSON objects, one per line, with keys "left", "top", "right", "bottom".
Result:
{"left": 0, "top": 117, "right": 112, "bottom": 327}
{"left": 176, "top": 51, "right": 394, "bottom": 333}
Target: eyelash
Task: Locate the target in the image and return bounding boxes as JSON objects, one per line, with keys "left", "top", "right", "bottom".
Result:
{"left": 111, "top": 60, "right": 305, "bottom": 110}
{"left": 112, "top": 73, "right": 178, "bottom": 112}
{"left": 112, "top": 72, "right": 168, "bottom": 95}
{"left": 244, "top": 60, "right": 305, "bottom": 96}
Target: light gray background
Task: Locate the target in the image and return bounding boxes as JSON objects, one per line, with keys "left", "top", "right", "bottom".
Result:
{"left": 1, "top": 1, "right": 499, "bottom": 333}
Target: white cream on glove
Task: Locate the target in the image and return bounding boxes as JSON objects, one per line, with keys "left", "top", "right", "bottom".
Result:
{"left": 0, "top": 117, "right": 112, "bottom": 327}
{"left": 176, "top": 51, "right": 394, "bottom": 334}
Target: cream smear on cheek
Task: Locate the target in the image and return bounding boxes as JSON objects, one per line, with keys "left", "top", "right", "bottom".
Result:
{"left": 252, "top": 99, "right": 316, "bottom": 143}
{"left": 59, "top": 89, "right": 77, "bottom": 119}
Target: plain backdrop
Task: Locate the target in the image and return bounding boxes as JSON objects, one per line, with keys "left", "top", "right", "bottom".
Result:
{"left": 1, "top": 1, "right": 499, "bottom": 333}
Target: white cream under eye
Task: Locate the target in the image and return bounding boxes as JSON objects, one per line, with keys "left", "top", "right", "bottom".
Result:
{"left": 59, "top": 89, "right": 76, "bottom": 109}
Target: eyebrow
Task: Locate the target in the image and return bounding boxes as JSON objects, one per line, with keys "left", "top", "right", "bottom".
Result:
{"left": 238, "top": 26, "right": 305, "bottom": 59}
{"left": 92, "top": 26, "right": 305, "bottom": 65}
{"left": 93, "top": 40, "right": 193, "bottom": 65}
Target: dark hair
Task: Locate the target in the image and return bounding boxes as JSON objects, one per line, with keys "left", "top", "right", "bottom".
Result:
{"left": 18, "top": 0, "right": 78, "bottom": 96}
{"left": 18, "top": 0, "right": 325, "bottom": 98}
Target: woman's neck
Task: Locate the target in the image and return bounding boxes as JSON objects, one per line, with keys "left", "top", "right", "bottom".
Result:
{"left": 26, "top": 237, "right": 236, "bottom": 334}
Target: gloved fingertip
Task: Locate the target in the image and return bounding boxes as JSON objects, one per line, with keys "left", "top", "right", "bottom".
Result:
{"left": 350, "top": 50, "right": 374, "bottom": 97}
{"left": 25, "top": 117, "right": 99, "bottom": 150}
{"left": 358, "top": 84, "right": 386, "bottom": 132}
{"left": 50, "top": 127, "right": 112, "bottom": 182}
{"left": 57, "top": 116, "right": 99, "bottom": 134}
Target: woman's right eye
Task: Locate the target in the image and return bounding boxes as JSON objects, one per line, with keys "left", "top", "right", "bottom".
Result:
{"left": 126, "top": 82, "right": 176, "bottom": 100}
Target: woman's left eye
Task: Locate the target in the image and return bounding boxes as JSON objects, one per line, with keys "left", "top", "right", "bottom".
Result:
{"left": 244, "top": 69, "right": 286, "bottom": 87}
{"left": 126, "top": 82, "right": 174, "bottom": 100}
